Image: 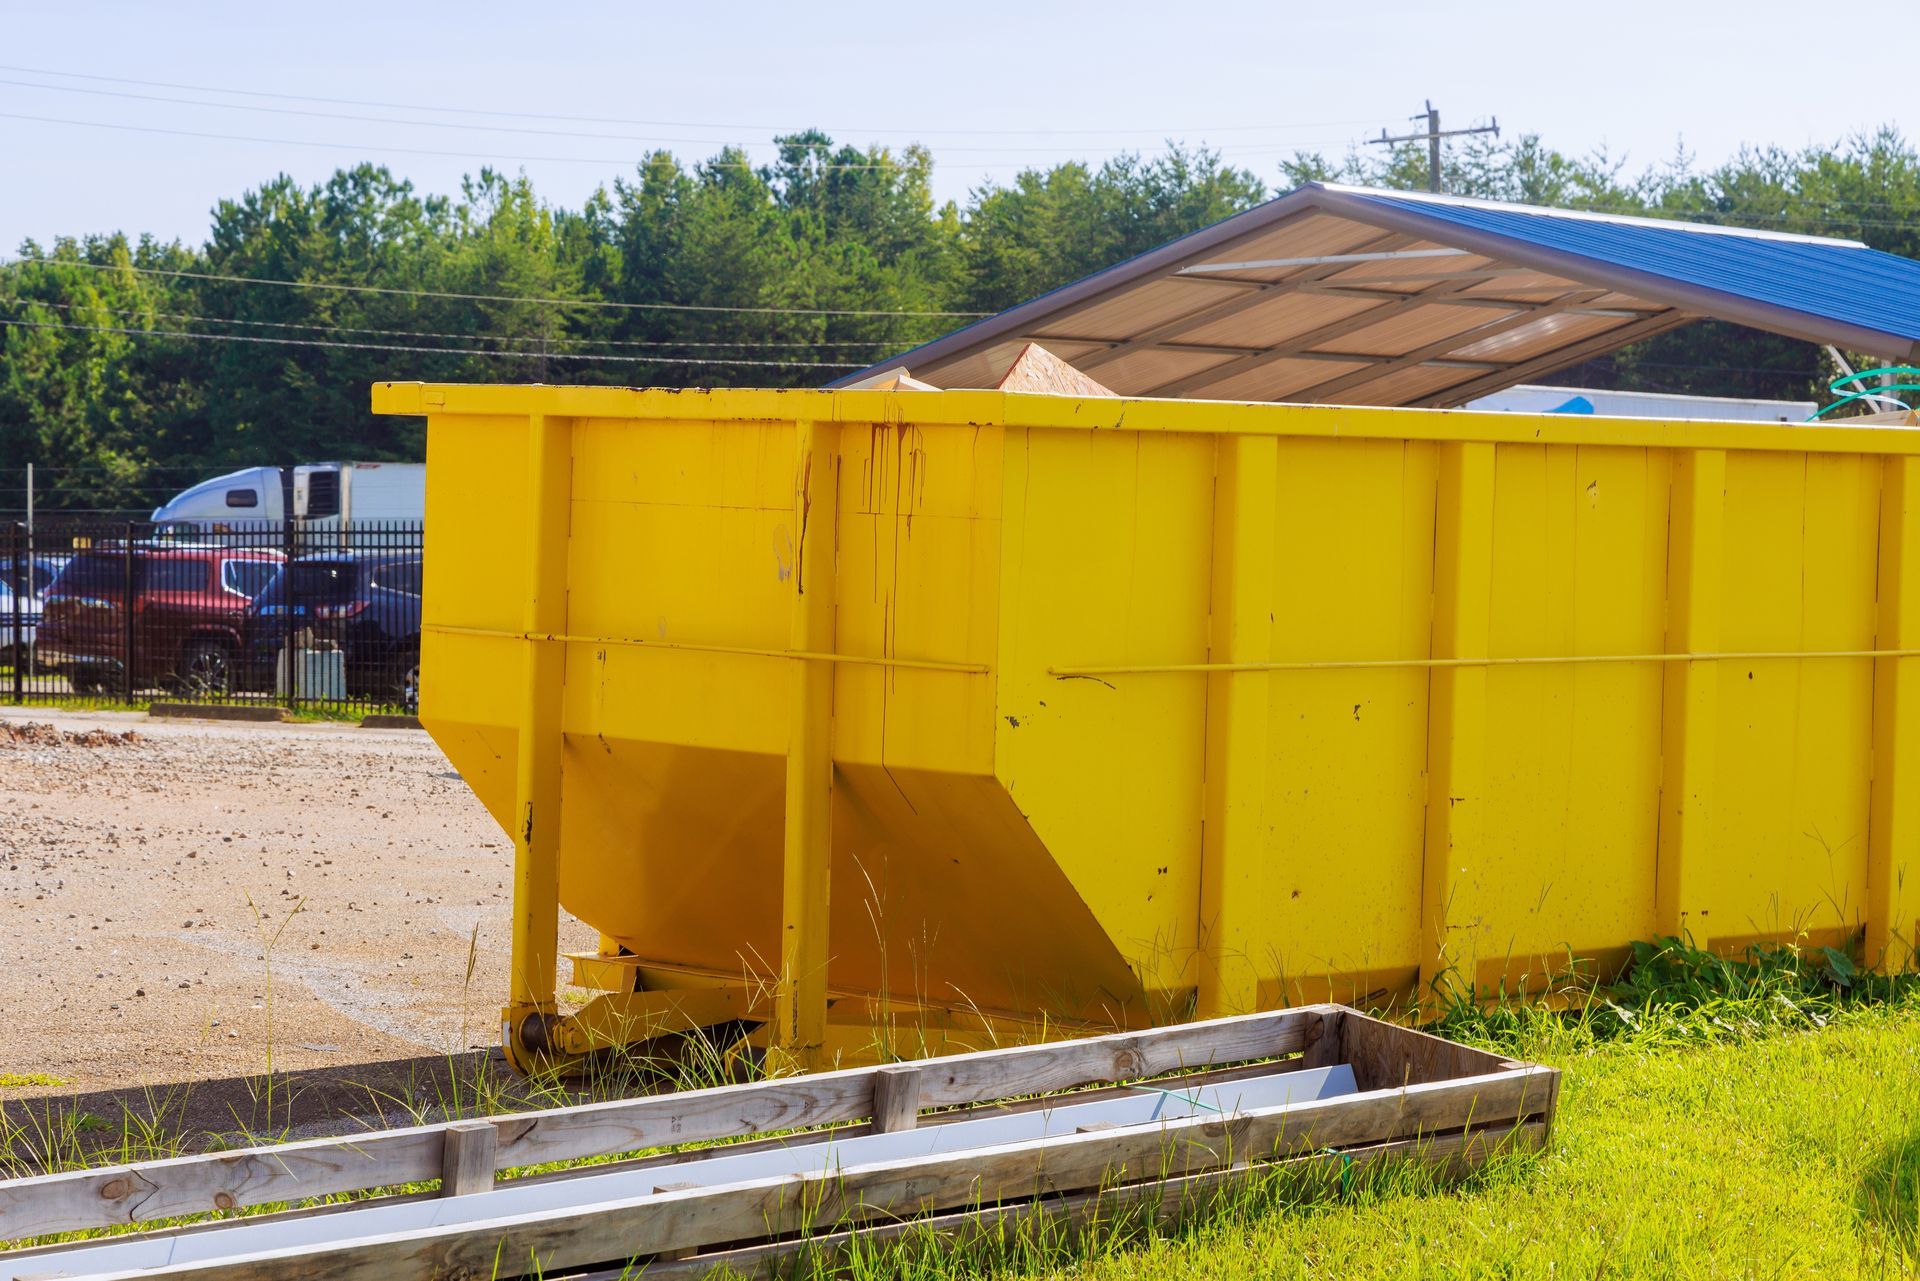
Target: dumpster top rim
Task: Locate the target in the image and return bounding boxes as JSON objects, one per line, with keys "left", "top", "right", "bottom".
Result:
{"left": 371, "top": 382, "right": 1920, "bottom": 457}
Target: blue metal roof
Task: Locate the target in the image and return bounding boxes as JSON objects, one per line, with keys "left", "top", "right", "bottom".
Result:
{"left": 1327, "top": 185, "right": 1920, "bottom": 359}
{"left": 832, "top": 183, "right": 1920, "bottom": 400}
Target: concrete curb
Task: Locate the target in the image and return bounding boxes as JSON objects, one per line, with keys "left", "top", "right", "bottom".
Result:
{"left": 148, "top": 702, "right": 290, "bottom": 723}
{"left": 359, "top": 713, "right": 423, "bottom": 730}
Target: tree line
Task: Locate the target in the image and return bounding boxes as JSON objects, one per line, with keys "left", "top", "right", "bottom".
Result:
{"left": 4, "top": 127, "right": 1918, "bottom": 514}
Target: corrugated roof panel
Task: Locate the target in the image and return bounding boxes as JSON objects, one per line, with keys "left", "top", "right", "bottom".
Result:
{"left": 1448, "top": 311, "right": 1631, "bottom": 361}
{"left": 1177, "top": 292, "right": 1381, "bottom": 348}
{"left": 1185, "top": 211, "right": 1412, "bottom": 268}
{"left": 1191, "top": 357, "right": 1377, "bottom": 402}
{"left": 1311, "top": 303, "right": 1527, "bottom": 358}
{"left": 1076, "top": 346, "right": 1234, "bottom": 392}
{"left": 1322, "top": 363, "right": 1485, "bottom": 406}
{"left": 1335, "top": 186, "right": 1920, "bottom": 357}
{"left": 1311, "top": 251, "right": 1502, "bottom": 286}
{"left": 1026, "top": 278, "right": 1226, "bottom": 345}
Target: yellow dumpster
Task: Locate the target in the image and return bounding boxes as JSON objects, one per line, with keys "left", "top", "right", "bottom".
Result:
{"left": 372, "top": 382, "right": 1920, "bottom": 1072}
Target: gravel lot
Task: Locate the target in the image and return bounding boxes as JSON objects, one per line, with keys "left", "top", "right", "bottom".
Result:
{"left": 0, "top": 707, "right": 592, "bottom": 1096}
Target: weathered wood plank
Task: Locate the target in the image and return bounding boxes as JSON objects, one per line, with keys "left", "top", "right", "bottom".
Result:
{"left": 1338, "top": 1009, "right": 1517, "bottom": 1091}
{"left": 88, "top": 1065, "right": 1551, "bottom": 1281}
{"left": 0, "top": 1007, "right": 1317, "bottom": 1240}
{"left": 871, "top": 1067, "right": 921, "bottom": 1134}
{"left": 1301, "top": 1008, "right": 1345, "bottom": 1070}
{"left": 493, "top": 1004, "right": 1319, "bottom": 1169}
{"left": 615, "top": 1118, "right": 1551, "bottom": 1281}
{"left": 0, "top": 1057, "right": 1303, "bottom": 1258}
{"left": 0, "top": 1128, "right": 446, "bottom": 1244}
{"left": 439, "top": 1123, "right": 495, "bottom": 1199}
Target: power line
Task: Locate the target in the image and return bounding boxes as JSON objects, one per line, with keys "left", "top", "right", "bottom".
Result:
{"left": 0, "top": 109, "right": 937, "bottom": 173}
{"left": 0, "top": 77, "right": 1359, "bottom": 156}
{"left": 0, "top": 63, "right": 1380, "bottom": 138}
{"left": 11, "top": 298, "right": 906, "bottom": 350}
{"left": 1, "top": 256, "right": 989, "bottom": 317}
{"left": 0, "top": 317, "right": 864, "bottom": 369}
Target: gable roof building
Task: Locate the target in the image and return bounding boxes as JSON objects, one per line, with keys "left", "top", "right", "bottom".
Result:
{"left": 833, "top": 183, "right": 1920, "bottom": 407}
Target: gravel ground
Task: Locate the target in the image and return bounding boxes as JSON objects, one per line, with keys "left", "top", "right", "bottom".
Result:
{"left": 0, "top": 707, "right": 593, "bottom": 1096}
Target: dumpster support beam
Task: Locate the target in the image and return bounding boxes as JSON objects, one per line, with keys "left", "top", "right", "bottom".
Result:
{"left": 776, "top": 418, "right": 838, "bottom": 1069}
{"left": 1656, "top": 449, "right": 1724, "bottom": 944}
{"left": 1421, "top": 441, "right": 1496, "bottom": 999}
{"left": 1198, "top": 434, "right": 1277, "bottom": 1017}
{"left": 1870, "top": 456, "right": 1920, "bottom": 972}
{"left": 506, "top": 411, "right": 573, "bottom": 1067}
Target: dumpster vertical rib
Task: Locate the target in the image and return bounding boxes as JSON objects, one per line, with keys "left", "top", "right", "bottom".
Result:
{"left": 1198, "top": 434, "right": 1277, "bottom": 1018}
{"left": 1868, "top": 455, "right": 1920, "bottom": 972}
{"left": 777, "top": 418, "right": 839, "bottom": 1069}
{"left": 1657, "top": 449, "right": 1725, "bottom": 943}
{"left": 1421, "top": 442, "right": 1496, "bottom": 998}
{"left": 507, "top": 411, "right": 574, "bottom": 1066}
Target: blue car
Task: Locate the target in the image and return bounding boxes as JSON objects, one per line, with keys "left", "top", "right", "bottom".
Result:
{"left": 246, "top": 553, "right": 422, "bottom": 708}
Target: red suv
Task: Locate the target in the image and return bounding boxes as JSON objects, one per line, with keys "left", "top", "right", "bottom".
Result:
{"left": 39, "top": 545, "right": 285, "bottom": 696}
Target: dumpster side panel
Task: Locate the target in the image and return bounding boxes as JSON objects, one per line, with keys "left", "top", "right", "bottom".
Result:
{"left": 833, "top": 421, "right": 1000, "bottom": 775}
{"left": 552, "top": 412, "right": 1137, "bottom": 1023}
{"left": 565, "top": 416, "right": 793, "bottom": 753}
{"left": 1239, "top": 437, "right": 1438, "bottom": 1009}
{"left": 556, "top": 415, "right": 795, "bottom": 978}
{"left": 994, "top": 427, "right": 1216, "bottom": 1012}
{"left": 388, "top": 384, "right": 1920, "bottom": 1063}
{"left": 1455, "top": 443, "right": 1669, "bottom": 989}
{"left": 420, "top": 412, "right": 548, "bottom": 832}
{"left": 1702, "top": 451, "right": 1879, "bottom": 951}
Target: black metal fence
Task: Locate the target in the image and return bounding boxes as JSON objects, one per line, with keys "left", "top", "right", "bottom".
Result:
{"left": 3, "top": 519, "right": 424, "bottom": 717}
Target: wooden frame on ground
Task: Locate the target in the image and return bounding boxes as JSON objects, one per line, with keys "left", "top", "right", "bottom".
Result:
{"left": 0, "top": 1006, "right": 1558, "bottom": 1281}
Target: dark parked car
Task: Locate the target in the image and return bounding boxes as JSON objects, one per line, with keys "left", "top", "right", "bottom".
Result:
{"left": 38, "top": 545, "right": 284, "bottom": 694}
{"left": 2, "top": 555, "right": 66, "bottom": 659}
{"left": 246, "top": 553, "right": 422, "bottom": 708}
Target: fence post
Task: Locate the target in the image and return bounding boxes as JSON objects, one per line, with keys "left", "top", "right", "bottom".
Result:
{"left": 122, "top": 521, "right": 136, "bottom": 706}
{"left": 9, "top": 522, "right": 23, "bottom": 705}
{"left": 284, "top": 512, "right": 298, "bottom": 714}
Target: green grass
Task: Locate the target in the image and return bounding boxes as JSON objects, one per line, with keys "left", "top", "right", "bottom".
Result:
{"left": 999, "top": 1004, "right": 1920, "bottom": 1281}
{"left": 3, "top": 940, "right": 1917, "bottom": 1278}
{"left": 962, "top": 939, "right": 1920, "bottom": 1281}
{"left": 773, "top": 940, "right": 1920, "bottom": 1281}
{"left": 0, "top": 1073, "right": 69, "bottom": 1089}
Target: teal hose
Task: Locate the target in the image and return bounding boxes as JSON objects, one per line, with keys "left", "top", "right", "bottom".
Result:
{"left": 1806, "top": 366, "right": 1920, "bottom": 420}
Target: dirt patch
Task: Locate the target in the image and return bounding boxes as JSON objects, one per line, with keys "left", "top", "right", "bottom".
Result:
{"left": 1, "top": 721, "right": 144, "bottom": 749}
{"left": 0, "top": 708, "right": 593, "bottom": 1096}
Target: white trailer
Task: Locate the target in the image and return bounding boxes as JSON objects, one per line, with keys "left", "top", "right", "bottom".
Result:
{"left": 151, "top": 461, "right": 424, "bottom": 545}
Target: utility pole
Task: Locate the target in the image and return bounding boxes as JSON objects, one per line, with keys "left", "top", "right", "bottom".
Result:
{"left": 1368, "top": 101, "right": 1500, "bottom": 193}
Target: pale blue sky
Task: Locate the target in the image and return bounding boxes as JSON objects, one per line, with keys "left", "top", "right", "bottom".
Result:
{"left": 2, "top": 0, "right": 1909, "bottom": 251}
